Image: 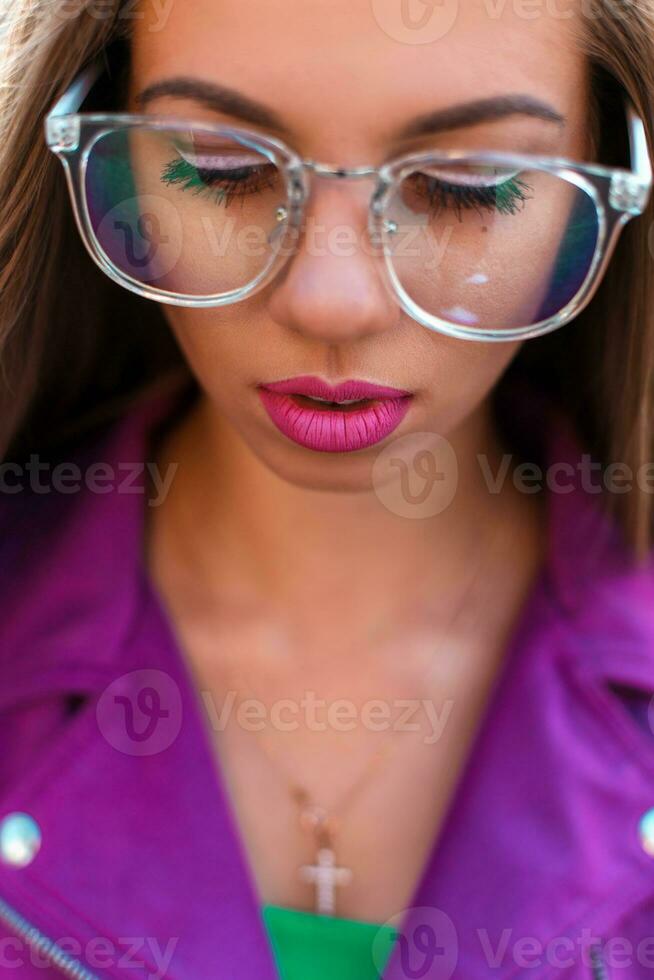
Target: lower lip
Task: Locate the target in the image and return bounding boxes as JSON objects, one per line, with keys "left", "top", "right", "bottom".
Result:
{"left": 257, "top": 389, "right": 413, "bottom": 452}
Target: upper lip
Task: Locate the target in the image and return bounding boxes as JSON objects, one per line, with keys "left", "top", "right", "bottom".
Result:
{"left": 259, "top": 375, "right": 412, "bottom": 402}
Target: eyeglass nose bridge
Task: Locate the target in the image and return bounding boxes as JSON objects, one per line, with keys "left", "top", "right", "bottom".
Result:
{"left": 303, "top": 159, "right": 379, "bottom": 180}
{"left": 284, "top": 158, "right": 393, "bottom": 250}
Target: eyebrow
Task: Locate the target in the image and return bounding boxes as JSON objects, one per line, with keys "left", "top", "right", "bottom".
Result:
{"left": 135, "top": 79, "right": 566, "bottom": 139}
{"left": 136, "top": 78, "right": 292, "bottom": 134}
{"left": 397, "top": 94, "right": 565, "bottom": 138}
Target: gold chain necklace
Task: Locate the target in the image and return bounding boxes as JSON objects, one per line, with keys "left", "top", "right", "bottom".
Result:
{"left": 224, "top": 502, "right": 516, "bottom": 915}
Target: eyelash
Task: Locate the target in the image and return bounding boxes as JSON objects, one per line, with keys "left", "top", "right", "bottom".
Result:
{"left": 160, "top": 155, "right": 278, "bottom": 206}
{"left": 160, "top": 154, "right": 533, "bottom": 217}
{"left": 408, "top": 172, "right": 533, "bottom": 218}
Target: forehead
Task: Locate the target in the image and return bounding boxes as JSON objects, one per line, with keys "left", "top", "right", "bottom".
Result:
{"left": 130, "top": 0, "right": 588, "bottom": 149}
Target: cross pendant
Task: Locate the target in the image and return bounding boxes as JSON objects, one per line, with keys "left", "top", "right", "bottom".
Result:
{"left": 299, "top": 846, "right": 353, "bottom": 915}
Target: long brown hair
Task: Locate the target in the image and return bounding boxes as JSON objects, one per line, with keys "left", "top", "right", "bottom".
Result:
{"left": 1, "top": 0, "right": 654, "bottom": 556}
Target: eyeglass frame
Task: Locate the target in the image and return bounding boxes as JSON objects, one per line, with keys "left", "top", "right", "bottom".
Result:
{"left": 45, "top": 56, "right": 653, "bottom": 343}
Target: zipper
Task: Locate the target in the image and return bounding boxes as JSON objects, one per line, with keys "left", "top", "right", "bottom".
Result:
{"left": 590, "top": 944, "right": 610, "bottom": 980}
{"left": 0, "top": 895, "right": 101, "bottom": 979}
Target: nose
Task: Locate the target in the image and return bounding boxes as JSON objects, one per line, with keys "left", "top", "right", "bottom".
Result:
{"left": 265, "top": 177, "right": 400, "bottom": 344}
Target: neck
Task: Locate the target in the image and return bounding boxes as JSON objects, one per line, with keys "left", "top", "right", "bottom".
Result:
{"left": 146, "top": 392, "right": 541, "bottom": 632}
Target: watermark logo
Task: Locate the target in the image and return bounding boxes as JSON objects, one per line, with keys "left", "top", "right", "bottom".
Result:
{"left": 371, "top": 0, "right": 460, "bottom": 44}
{"left": 97, "top": 196, "right": 183, "bottom": 282}
{"left": 372, "top": 432, "right": 459, "bottom": 518}
{"left": 96, "top": 669, "right": 183, "bottom": 756}
{"left": 373, "top": 906, "right": 459, "bottom": 978}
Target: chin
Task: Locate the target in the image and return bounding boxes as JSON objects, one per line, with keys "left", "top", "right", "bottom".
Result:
{"left": 253, "top": 441, "right": 382, "bottom": 495}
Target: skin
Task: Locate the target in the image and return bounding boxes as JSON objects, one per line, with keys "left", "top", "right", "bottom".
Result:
{"left": 132, "top": 0, "right": 590, "bottom": 921}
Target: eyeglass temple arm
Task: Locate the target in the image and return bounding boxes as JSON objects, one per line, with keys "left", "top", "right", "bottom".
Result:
{"left": 626, "top": 99, "right": 652, "bottom": 184}
{"left": 47, "top": 55, "right": 105, "bottom": 118}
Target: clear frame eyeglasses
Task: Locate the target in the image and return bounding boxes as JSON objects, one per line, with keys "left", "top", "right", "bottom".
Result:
{"left": 45, "top": 57, "right": 652, "bottom": 343}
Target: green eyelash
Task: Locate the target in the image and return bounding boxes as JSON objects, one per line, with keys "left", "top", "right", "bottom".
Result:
{"left": 412, "top": 173, "right": 533, "bottom": 219}
{"left": 159, "top": 154, "right": 532, "bottom": 218}
{"left": 160, "top": 155, "right": 277, "bottom": 207}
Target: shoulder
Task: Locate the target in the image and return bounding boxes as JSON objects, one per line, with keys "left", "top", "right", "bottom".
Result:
{"left": 531, "top": 396, "right": 654, "bottom": 717}
{"left": 0, "top": 385, "right": 185, "bottom": 678}
{"left": 497, "top": 374, "right": 654, "bottom": 675}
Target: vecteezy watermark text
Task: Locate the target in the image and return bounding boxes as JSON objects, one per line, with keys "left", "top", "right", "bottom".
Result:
{"left": 55, "top": 0, "right": 175, "bottom": 32}
{"left": 96, "top": 669, "right": 456, "bottom": 755}
{"left": 201, "top": 689, "right": 454, "bottom": 745}
{"left": 478, "top": 452, "right": 654, "bottom": 496}
{"left": 0, "top": 456, "right": 178, "bottom": 507}
{"left": 0, "top": 934, "right": 178, "bottom": 978}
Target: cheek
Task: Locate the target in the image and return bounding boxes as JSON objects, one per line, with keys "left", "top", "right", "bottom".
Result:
{"left": 423, "top": 336, "right": 523, "bottom": 434}
{"left": 162, "top": 305, "right": 259, "bottom": 399}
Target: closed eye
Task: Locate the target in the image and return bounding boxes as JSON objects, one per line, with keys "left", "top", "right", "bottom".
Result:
{"left": 160, "top": 152, "right": 279, "bottom": 206}
{"left": 405, "top": 169, "right": 533, "bottom": 219}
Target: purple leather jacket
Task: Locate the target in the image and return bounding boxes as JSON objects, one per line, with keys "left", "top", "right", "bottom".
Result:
{"left": 1, "top": 388, "right": 654, "bottom": 980}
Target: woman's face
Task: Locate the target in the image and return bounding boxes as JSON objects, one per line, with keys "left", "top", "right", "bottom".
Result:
{"left": 127, "top": 0, "right": 590, "bottom": 491}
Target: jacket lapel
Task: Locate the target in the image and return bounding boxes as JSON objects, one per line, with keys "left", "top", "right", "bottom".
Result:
{"left": 0, "top": 388, "right": 279, "bottom": 978}
{"left": 0, "top": 581, "right": 279, "bottom": 979}
{"left": 383, "top": 410, "right": 654, "bottom": 979}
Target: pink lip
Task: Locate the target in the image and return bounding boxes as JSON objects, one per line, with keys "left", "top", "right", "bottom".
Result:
{"left": 257, "top": 375, "right": 413, "bottom": 453}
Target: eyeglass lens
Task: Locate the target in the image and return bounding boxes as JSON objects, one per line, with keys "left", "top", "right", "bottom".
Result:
{"left": 85, "top": 125, "right": 599, "bottom": 329}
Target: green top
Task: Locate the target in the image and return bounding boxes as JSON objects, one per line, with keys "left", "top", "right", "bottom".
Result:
{"left": 262, "top": 904, "right": 397, "bottom": 980}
